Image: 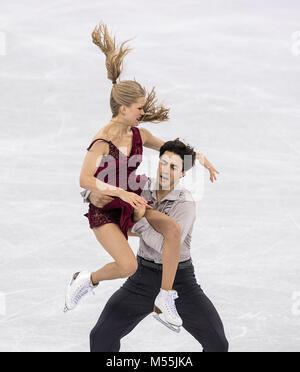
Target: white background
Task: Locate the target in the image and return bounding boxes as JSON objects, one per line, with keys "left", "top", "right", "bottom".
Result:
{"left": 0, "top": 0, "right": 300, "bottom": 352}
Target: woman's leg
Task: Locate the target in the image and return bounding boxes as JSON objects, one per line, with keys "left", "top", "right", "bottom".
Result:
{"left": 144, "top": 209, "right": 181, "bottom": 290}
{"left": 91, "top": 223, "right": 138, "bottom": 285}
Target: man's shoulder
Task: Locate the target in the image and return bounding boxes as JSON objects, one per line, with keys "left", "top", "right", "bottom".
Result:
{"left": 178, "top": 188, "right": 196, "bottom": 204}
{"left": 174, "top": 188, "right": 196, "bottom": 221}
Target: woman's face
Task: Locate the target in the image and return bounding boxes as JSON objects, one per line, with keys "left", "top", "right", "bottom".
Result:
{"left": 122, "top": 96, "right": 146, "bottom": 126}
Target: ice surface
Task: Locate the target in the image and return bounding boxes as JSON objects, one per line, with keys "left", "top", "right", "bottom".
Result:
{"left": 1, "top": 0, "right": 300, "bottom": 352}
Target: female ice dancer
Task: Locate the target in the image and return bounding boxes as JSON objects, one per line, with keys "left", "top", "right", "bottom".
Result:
{"left": 64, "top": 24, "right": 219, "bottom": 332}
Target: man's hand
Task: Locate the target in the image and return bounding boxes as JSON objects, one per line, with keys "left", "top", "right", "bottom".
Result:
{"left": 196, "top": 153, "right": 220, "bottom": 183}
{"left": 133, "top": 205, "right": 153, "bottom": 222}
{"left": 89, "top": 192, "right": 114, "bottom": 208}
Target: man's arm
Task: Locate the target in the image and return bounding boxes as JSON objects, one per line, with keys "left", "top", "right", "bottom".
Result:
{"left": 131, "top": 201, "right": 196, "bottom": 253}
{"left": 80, "top": 189, "right": 91, "bottom": 203}
{"left": 128, "top": 227, "right": 139, "bottom": 237}
{"left": 140, "top": 128, "right": 219, "bottom": 183}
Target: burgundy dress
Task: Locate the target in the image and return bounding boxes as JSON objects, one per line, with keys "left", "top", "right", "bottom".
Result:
{"left": 84, "top": 127, "right": 149, "bottom": 240}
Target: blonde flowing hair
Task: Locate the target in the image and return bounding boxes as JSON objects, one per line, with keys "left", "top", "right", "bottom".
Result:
{"left": 91, "top": 23, "right": 169, "bottom": 123}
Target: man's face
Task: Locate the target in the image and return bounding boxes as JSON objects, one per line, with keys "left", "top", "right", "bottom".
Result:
{"left": 157, "top": 151, "right": 184, "bottom": 190}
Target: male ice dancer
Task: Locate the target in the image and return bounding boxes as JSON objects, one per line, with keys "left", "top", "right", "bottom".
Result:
{"left": 81, "top": 139, "right": 229, "bottom": 352}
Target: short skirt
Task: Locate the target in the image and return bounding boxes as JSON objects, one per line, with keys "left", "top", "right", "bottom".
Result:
{"left": 84, "top": 197, "right": 135, "bottom": 241}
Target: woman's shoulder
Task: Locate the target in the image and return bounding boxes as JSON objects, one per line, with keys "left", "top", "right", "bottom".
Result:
{"left": 92, "top": 125, "right": 111, "bottom": 141}
{"left": 138, "top": 127, "right": 148, "bottom": 146}
{"left": 88, "top": 126, "right": 111, "bottom": 153}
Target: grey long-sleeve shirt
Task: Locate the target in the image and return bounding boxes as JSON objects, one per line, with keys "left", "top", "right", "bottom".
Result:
{"left": 81, "top": 177, "right": 196, "bottom": 264}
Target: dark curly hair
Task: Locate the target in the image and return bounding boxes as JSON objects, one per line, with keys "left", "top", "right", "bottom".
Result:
{"left": 159, "top": 138, "right": 196, "bottom": 172}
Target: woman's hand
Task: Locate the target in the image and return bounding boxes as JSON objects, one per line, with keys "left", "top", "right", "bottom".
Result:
{"left": 119, "top": 190, "right": 153, "bottom": 210}
{"left": 133, "top": 204, "right": 153, "bottom": 222}
{"left": 196, "top": 153, "right": 220, "bottom": 183}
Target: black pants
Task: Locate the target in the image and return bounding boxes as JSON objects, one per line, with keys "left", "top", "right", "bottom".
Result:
{"left": 90, "top": 256, "right": 229, "bottom": 352}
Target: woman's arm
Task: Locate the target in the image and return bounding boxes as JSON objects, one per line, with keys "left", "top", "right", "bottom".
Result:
{"left": 80, "top": 141, "right": 150, "bottom": 209}
{"left": 140, "top": 128, "right": 220, "bottom": 182}
{"left": 140, "top": 127, "right": 165, "bottom": 151}
{"left": 79, "top": 140, "right": 125, "bottom": 198}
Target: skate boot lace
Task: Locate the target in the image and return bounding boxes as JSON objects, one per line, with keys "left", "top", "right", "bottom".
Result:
{"left": 73, "top": 282, "right": 94, "bottom": 305}
{"left": 166, "top": 292, "right": 179, "bottom": 319}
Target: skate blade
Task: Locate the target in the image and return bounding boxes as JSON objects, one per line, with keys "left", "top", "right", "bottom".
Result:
{"left": 152, "top": 313, "right": 181, "bottom": 334}
{"left": 63, "top": 302, "right": 70, "bottom": 313}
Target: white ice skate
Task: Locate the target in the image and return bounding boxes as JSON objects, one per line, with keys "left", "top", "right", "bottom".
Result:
{"left": 64, "top": 271, "right": 97, "bottom": 313}
{"left": 153, "top": 289, "right": 183, "bottom": 333}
